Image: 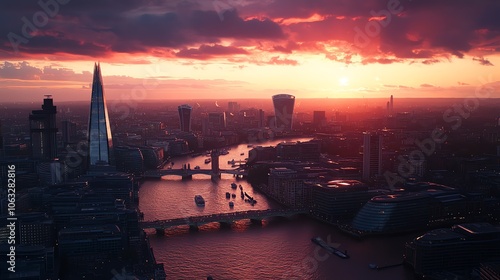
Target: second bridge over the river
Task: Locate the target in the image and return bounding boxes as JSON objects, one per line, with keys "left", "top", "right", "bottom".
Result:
{"left": 140, "top": 208, "right": 308, "bottom": 233}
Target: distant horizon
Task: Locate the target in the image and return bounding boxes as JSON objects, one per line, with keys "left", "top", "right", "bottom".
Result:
{"left": 4, "top": 96, "right": 500, "bottom": 105}
{"left": 1, "top": 1, "right": 500, "bottom": 102}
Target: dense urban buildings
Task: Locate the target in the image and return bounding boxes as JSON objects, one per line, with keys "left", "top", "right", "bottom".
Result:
{"left": 405, "top": 223, "right": 500, "bottom": 277}
{"left": 2, "top": 0, "right": 500, "bottom": 278}
{"left": 1, "top": 95, "right": 499, "bottom": 279}
{"left": 1, "top": 75, "right": 499, "bottom": 279}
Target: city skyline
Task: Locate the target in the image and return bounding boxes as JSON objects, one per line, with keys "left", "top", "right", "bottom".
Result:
{"left": 1, "top": 2, "right": 499, "bottom": 279}
{"left": 0, "top": 0, "right": 499, "bottom": 102}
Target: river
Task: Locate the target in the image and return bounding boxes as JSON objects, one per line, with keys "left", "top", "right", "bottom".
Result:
{"left": 139, "top": 139, "right": 418, "bottom": 279}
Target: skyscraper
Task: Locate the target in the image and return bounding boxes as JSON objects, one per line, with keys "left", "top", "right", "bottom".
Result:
{"left": 0, "top": 119, "right": 3, "bottom": 156}
{"left": 389, "top": 95, "right": 394, "bottom": 116}
{"left": 61, "top": 120, "right": 77, "bottom": 145}
{"left": 208, "top": 112, "right": 227, "bottom": 130}
{"left": 29, "top": 95, "right": 58, "bottom": 160}
{"left": 87, "top": 63, "right": 113, "bottom": 166}
{"left": 178, "top": 104, "right": 192, "bottom": 132}
{"left": 228, "top": 101, "right": 239, "bottom": 113}
{"left": 272, "top": 94, "right": 295, "bottom": 131}
{"left": 362, "top": 132, "right": 382, "bottom": 181}
{"left": 258, "top": 109, "right": 265, "bottom": 128}
{"left": 313, "top": 111, "right": 326, "bottom": 128}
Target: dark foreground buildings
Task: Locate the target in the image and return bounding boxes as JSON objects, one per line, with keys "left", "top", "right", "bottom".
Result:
{"left": 405, "top": 223, "right": 500, "bottom": 278}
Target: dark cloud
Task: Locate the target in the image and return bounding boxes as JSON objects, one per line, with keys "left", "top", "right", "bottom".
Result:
{"left": 175, "top": 44, "right": 249, "bottom": 59}
{"left": 420, "top": 83, "right": 435, "bottom": 88}
{"left": 0, "top": 61, "right": 42, "bottom": 79}
{"left": 268, "top": 56, "right": 298, "bottom": 65}
{"left": 0, "top": 0, "right": 284, "bottom": 58}
{"left": 0, "top": 61, "right": 91, "bottom": 81}
{"left": 0, "top": 0, "right": 499, "bottom": 64}
{"left": 473, "top": 56, "right": 494, "bottom": 66}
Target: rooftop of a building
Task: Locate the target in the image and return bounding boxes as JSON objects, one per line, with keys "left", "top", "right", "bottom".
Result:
{"left": 414, "top": 223, "right": 500, "bottom": 246}
{"left": 453, "top": 223, "right": 500, "bottom": 236}
{"left": 58, "top": 224, "right": 121, "bottom": 238}
{"left": 272, "top": 94, "right": 295, "bottom": 100}
{"left": 370, "top": 192, "right": 431, "bottom": 203}
{"left": 317, "top": 180, "right": 365, "bottom": 189}
{"left": 415, "top": 228, "right": 464, "bottom": 243}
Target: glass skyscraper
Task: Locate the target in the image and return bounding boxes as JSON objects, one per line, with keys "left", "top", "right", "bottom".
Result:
{"left": 272, "top": 94, "right": 295, "bottom": 131}
{"left": 87, "top": 63, "right": 113, "bottom": 166}
{"left": 178, "top": 104, "right": 192, "bottom": 132}
{"left": 362, "top": 132, "right": 382, "bottom": 180}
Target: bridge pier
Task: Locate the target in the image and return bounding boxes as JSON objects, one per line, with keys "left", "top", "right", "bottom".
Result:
{"left": 189, "top": 224, "right": 199, "bottom": 231}
{"left": 219, "top": 221, "right": 232, "bottom": 228}
{"left": 155, "top": 228, "right": 165, "bottom": 235}
{"left": 250, "top": 218, "right": 263, "bottom": 225}
{"left": 182, "top": 174, "right": 193, "bottom": 180}
{"left": 211, "top": 173, "right": 221, "bottom": 181}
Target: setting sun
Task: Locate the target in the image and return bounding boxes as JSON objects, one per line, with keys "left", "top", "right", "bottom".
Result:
{"left": 339, "top": 76, "right": 350, "bottom": 87}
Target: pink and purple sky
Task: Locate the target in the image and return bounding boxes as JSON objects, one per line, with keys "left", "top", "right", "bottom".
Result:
{"left": 0, "top": 0, "right": 499, "bottom": 102}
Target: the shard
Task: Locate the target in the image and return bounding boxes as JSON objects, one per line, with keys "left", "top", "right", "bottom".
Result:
{"left": 87, "top": 62, "right": 113, "bottom": 166}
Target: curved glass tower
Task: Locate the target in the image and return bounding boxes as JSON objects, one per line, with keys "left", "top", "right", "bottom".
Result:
{"left": 178, "top": 104, "right": 192, "bottom": 132}
{"left": 88, "top": 63, "right": 113, "bottom": 166}
{"left": 272, "top": 94, "right": 295, "bottom": 131}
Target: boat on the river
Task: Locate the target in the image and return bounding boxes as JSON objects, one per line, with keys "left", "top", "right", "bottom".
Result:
{"left": 311, "top": 237, "right": 349, "bottom": 259}
{"left": 194, "top": 195, "right": 205, "bottom": 206}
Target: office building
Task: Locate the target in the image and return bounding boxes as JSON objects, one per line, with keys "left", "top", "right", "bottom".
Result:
{"left": 362, "top": 132, "right": 382, "bottom": 180}
{"left": 87, "top": 63, "right": 113, "bottom": 166}
{"left": 309, "top": 180, "right": 372, "bottom": 224}
{"left": 405, "top": 223, "right": 500, "bottom": 277}
{"left": 18, "top": 213, "right": 55, "bottom": 247}
{"left": 114, "top": 146, "right": 144, "bottom": 174}
{"left": 272, "top": 94, "right": 295, "bottom": 131}
{"left": 61, "top": 120, "right": 77, "bottom": 145}
{"left": 352, "top": 192, "right": 432, "bottom": 234}
{"left": 37, "top": 160, "right": 63, "bottom": 185}
{"left": 0, "top": 119, "right": 3, "bottom": 156}
{"left": 276, "top": 140, "right": 321, "bottom": 162}
{"left": 267, "top": 167, "right": 308, "bottom": 208}
{"left": 0, "top": 245, "right": 55, "bottom": 280}
{"left": 139, "top": 146, "right": 164, "bottom": 169}
{"left": 258, "top": 109, "right": 265, "bottom": 128}
{"left": 248, "top": 146, "right": 277, "bottom": 164}
{"left": 29, "top": 96, "right": 58, "bottom": 160}
{"left": 228, "top": 101, "right": 239, "bottom": 113}
{"left": 178, "top": 104, "right": 192, "bottom": 132}
{"left": 313, "top": 111, "right": 326, "bottom": 128}
{"left": 208, "top": 112, "right": 227, "bottom": 131}
{"left": 350, "top": 186, "right": 469, "bottom": 235}
{"left": 58, "top": 224, "right": 123, "bottom": 279}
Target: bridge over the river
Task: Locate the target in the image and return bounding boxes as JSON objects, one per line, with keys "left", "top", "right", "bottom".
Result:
{"left": 140, "top": 208, "right": 307, "bottom": 233}
{"left": 143, "top": 149, "right": 248, "bottom": 180}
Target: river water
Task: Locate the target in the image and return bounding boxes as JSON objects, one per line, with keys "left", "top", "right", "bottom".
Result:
{"left": 139, "top": 139, "right": 418, "bottom": 280}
